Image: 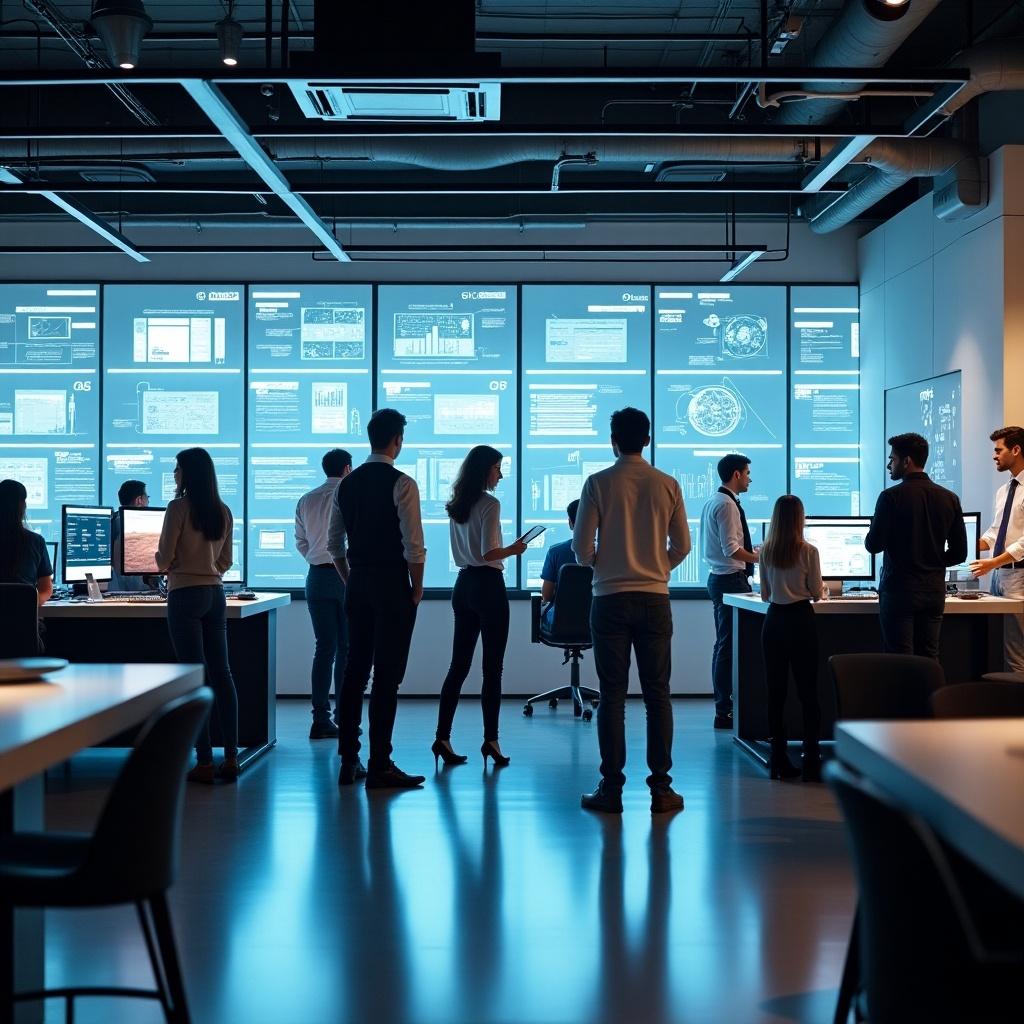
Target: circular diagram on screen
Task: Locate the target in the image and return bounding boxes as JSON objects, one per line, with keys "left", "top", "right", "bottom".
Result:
{"left": 722, "top": 315, "right": 768, "bottom": 359}
{"left": 687, "top": 386, "right": 742, "bottom": 437}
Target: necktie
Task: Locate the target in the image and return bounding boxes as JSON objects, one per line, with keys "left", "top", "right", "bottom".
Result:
{"left": 993, "top": 478, "right": 1019, "bottom": 558}
{"left": 720, "top": 487, "right": 754, "bottom": 577}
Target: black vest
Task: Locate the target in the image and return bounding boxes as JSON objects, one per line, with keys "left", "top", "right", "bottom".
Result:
{"left": 335, "top": 461, "right": 407, "bottom": 570}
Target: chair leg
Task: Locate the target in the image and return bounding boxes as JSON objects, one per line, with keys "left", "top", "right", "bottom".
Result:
{"left": 147, "top": 894, "right": 191, "bottom": 1024}
{"left": 834, "top": 907, "right": 860, "bottom": 1024}
{"left": 137, "top": 901, "right": 171, "bottom": 1015}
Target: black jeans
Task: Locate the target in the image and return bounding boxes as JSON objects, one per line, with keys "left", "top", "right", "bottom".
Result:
{"left": 337, "top": 567, "right": 417, "bottom": 771}
{"left": 436, "top": 566, "right": 510, "bottom": 743}
{"left": 590, "top": 592, "right": 674, "bottom": 792}
{"left": 305, "top": 565, "right": 347, "bottom": 724}
{"left": 878, "top": 591, "right": 946, "bottom": 658}
{"left": 707, "top": 571, "right": 752, "bottom": 716}
{"left": 761, "top": 601, "right": 821, "bottom": 749}
{"left": 166, "top": 584, "right": 238, "bottom": 762}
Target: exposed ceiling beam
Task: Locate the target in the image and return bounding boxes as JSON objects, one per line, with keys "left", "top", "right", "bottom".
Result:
{"left": 800, "top": 136, "right": 876, "bottom": 193}
{"left": 720, "top": 249, "right": 763, "bottom": 282}
{"left": 902, "top": 81, "right": 969, "bottom": 136}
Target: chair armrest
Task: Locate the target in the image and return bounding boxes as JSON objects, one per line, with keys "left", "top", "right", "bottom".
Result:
{"left": 530, "top": 594, "right": 542, "bottom": 644}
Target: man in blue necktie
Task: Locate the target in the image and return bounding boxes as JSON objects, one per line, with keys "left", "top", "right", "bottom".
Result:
{"left": 971, "top": 426, "right": 1024, "bottom": 673}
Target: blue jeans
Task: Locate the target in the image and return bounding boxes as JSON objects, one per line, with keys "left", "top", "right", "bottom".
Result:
{"left": 305, "top": 565, "right": 347, "bottom": 724}
{"left": 166, "top": 584, "right": 238, "bottom": 762}
{"left": 707, "top": 571, "right": 752, "bottom": 716}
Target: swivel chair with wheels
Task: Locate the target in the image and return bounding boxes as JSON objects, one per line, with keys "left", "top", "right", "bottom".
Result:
{"left": 0, "top": 582, "right": 40, "bottom": 657}
{"left": 525, "top": 563, "right": 600, "bottom": 720}
{"left": 0, "top": 688, "right": 213, "bottom": 1024}
{"left": 828, "top": 653, "right": 945, "bottom": 720}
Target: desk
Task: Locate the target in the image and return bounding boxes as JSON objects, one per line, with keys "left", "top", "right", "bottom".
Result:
{"left": 835, "top": 719, "right": 1024, "bottom": 900}
{"left": 0, "top": 663, "right": 204, "bottom": 1023}
{"left": 723, "top": 592, "right": 1024, "bottom": 769}
{"left": 40, "top": 594, "right": 289, "bottom": 770}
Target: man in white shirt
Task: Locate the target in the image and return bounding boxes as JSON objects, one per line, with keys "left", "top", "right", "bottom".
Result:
{"left": 296, "top": 449, "right": 352, "bottom": 739}
{"left": 573, "top": 407, "right": 691, "bottom": 814}
{"left": 971, "top": 425, "right": 1024, "bottom": 673}
{"left": 700, "top": 453, "right": 759, "bottom": 730}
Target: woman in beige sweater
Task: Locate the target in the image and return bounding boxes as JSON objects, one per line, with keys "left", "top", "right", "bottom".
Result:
{"left": 156, "top": 447, "right": 238, "bottom": 783}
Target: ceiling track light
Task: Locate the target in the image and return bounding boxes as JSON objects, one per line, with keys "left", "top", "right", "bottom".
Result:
{"left": 217, "top": 9, "right": 244, "bottom": 67}
{"left": 89, "top": 0, "right": 153, "bottom": 70}
{"left": 865, "top": 0, "right": 912, "bottom": 22}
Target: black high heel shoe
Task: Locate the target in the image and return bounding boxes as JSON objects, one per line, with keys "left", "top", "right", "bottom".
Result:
{"left": 431, "top": 738, "right": 468, "bottom": 769}
{"left": 480, "top": 740, "right": 510, "bottom": 766}
{"left": 768, "top": 749, "right": 801, "bottom": 780}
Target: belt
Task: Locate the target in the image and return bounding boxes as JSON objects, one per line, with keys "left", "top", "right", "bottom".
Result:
{"left": 998, "top": 561, "right": 1024, "bottom": 570}
{"left": 311, "top": 562, "right": 335, "bottom": 569}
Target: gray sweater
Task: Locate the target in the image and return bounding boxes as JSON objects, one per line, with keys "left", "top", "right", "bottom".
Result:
{"left": 759, "top": 543, "right": 825, "bottom": 605}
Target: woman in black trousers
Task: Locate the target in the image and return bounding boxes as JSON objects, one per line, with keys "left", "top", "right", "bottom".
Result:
{"left": 759, "top": 495, "right": 826, "bottom": 781}
{"left": 433, "top": 446, "right": 527, "bottom": 768}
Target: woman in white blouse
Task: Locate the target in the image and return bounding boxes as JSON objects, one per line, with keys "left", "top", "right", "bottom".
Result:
{"left": 433, "top": 446, "right": 527, "bottom": 768}
{"left": 759, "top": 494, "right": 825, "bottom": 782}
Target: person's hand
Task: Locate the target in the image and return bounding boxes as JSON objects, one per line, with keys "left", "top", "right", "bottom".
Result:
{"left": 411, "top": 584, "right": 424, "bottom": 606}
{"left": 508, "top": 539, "right": 528, "bottom": 557}
{"left": 970, "top": 558, "right": 998, "bottom": 578}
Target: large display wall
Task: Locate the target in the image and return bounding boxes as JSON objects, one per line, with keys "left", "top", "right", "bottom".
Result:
{"left": 0, "top": 282, "right": 859, "bottom": 592}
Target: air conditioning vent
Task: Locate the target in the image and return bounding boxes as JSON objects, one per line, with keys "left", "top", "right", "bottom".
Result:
{"left": 288, "top": 82, "right": 501, "bottom": 122}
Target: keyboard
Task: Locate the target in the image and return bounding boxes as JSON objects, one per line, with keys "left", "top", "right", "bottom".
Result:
{"left": 834, "top": 592, "right": 877, "bottom": 600}
{"left": 105, "top": 592, "right": 165, "bottom": 603}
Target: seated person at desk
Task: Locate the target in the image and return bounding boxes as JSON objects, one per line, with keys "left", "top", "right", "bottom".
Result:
{"left": 109, "top": 479, "right": 159, "bottom": 593}
{"left": 0, "top": 478, "right": 53, "bottom": 608}
{"left": 539, "top": 499, "right": 580, "bottom": 629}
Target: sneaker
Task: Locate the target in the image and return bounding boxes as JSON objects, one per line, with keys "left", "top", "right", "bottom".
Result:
{"left": 580, "top": 782, "right": 623, "bottom": 814}
{"left": 309, "top": 721, "right": 339, "bottom": 740}
{"left": 337, "top": 759, "right": 368, "bottom": 786}
{"left": 186, "top": 763, "right": 216, "bottom": 785}
{"left": 713, "top": 713, "right": 734, "bottom": 730}
{"left": 650, "top": 788, "right": 684, "bottom": 814}
{"left": 365, "top": 761, "right": 425, "bottom": 790}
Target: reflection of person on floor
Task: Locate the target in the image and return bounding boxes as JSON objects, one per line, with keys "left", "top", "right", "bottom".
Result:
{"left": 539, "top": 498, "right": 580, "bottom": 631}
{"left": 970, "top": 425, "right": 1024, "bottom": 673}
{"left": 110, "top": 479, "right": 158, "bottom": 593}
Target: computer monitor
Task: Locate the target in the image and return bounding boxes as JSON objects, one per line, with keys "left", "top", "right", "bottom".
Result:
{"left": 61, "top": 505, "right": 113, "bottom": 583}
{"left": 119, "top": 506, "right": 166, "bottom": 575}
{"left": 946, "top": 512, "right": 980, "bottom": 580}
{"left": 46, "top": 541, "right": 58, "bottom": 583}
{"left": 802, "top": 516, "right": 875, "bottom": 582}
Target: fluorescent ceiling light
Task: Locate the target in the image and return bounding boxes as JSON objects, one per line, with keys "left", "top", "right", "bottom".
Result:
{"left": 720, "top": 250, "right": 763, "bottom": 282}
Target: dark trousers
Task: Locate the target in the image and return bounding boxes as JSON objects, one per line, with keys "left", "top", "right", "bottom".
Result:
{"left": 436, "top": 566, "right": 510, "bottom": 742}
{"left": 760, "top": 601, "right": 821, "bottom": 749}
{"left": 707, "top": 571, "right": 752, "bottom": 715}
{"left": 305, "top": 565, "right": 347, "bottom": 724}
{"left": 590, "top": 592, "right": 674, "bottom": 792}
{"left": 337, "top": 568, "right": 417, "bottom": 771}
{"left": 878, "top": 591, "right": 946, "bottom": 658}
{"left": 166, "top": 584, "right": 238, "bottom": 762}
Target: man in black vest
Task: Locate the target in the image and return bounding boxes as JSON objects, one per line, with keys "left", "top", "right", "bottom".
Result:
{"left": 328, "top": 408, "right": 427, "bottom": 789}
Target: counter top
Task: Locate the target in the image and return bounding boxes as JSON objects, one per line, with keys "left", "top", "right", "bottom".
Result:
{"left": 723, "top": 592, "right": 1024, "bottom": 616}
{"left": 41, "top": 592, "right": 290, "bottom": 619}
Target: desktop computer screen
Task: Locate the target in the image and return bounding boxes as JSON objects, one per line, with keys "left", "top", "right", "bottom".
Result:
{"left": 119, "top": 506, "right": 166, "bottom": 575}
{"left": 802, "top": 516, "right": 875, "bottom": 581}
{"left": 946, "top": 512, "right": 980, "bottom": 580}
{"left": 62, "top": 505, "right": 112, "bottom": 583}
{"left": 47, "top": 541, "right": 58, "bottom": 583}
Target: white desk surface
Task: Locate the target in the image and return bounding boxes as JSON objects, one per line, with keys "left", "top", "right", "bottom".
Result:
{"left": 0, "top": 663, "right": 204, "bottom": 791}
{"left": 724, "top": 592, "right": 1024, "bottom": 616}
{"left": 835, "top": 719, "right": 1024, "bottom": 900}
{"left": 40, "top": 591, "right": 290, "bottom": 619}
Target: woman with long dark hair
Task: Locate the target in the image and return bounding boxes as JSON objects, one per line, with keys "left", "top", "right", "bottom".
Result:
{"left": 433, "top": 446, "right": 527, "bottom": 768}
{"left": 0, "top": 478, "right": 53, "bottom": 607}
{"left": 156, "top": 448, "right": 239, "bottom": 783}
{"left": 759, "top": 494, "right": 825, "bottom": 782}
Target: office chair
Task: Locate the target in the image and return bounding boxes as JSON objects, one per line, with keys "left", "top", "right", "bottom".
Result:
{"left": 931, "top": 680, "right": 1024, "bottom": 718}
{"left": 525, "top": 563, "right": 600, "bottom": 720}
{"left": 0, "top": 582, "right": 41, "bottom": 657}
{"left": 825, "top": 760, "right": 1023, "bottom": 1024}
{"left": 0, "top": 688, "right": 213, "bottom": 1024}
{"left": 828, "top": 653, "right": 944, "bottom": 721}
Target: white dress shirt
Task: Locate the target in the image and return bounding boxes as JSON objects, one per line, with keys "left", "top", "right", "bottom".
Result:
{"left": 449, "top": 493, "right": 504, "bottom": 571}
{"left": 701, "top": 489, "right": 747, "bottom": 574}
{"left": 982, "top": 469, "right": 1024, "bottom": 564}
{"left": 295, "top": 477, "right": 342, "bottom": 566}
{"left": 327, "top": 453, "right": 427, "bottom": 564}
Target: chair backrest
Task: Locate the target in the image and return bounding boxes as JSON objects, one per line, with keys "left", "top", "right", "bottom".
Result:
{"left": 82, "top": 689, "right": 213, "bottom": 901}
{"left": 828, "top": 653, "right": 944, "bottom": 720}
{"left": 0, "top": 582, "right": 40, "bottom": 658}
{"left": 931, "top": 681, "right": 1024, "bottom": 719}
{"left": 824, "top": 760, "right": 988, "bottom": 1022}
{"left": 546, "top": 563, "right": 593, "bottom": 644}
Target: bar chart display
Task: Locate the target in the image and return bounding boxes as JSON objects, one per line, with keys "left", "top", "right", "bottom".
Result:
{"left": 102, "top": 285, "right": 244, "bottom": 581}
{"left": 247, "top": 285, "right": 372, "bottom": 588}
{"left": 0, "top": 285, "right": 100, "bottom": 543}
{"left": 790, "top": 286, "right": 860, "bottom": 516}
{"left": 378, "top": 286, "right": 518, "bottom": 587}
{"left": 520, "top": 285, "right": 651, "bottom": 586}
{"left": 653, "top": 286, "right": 787, "bottom": 588}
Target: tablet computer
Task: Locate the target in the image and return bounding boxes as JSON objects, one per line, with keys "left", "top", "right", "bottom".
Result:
{"left": 519, "top": 525, "right": 546, "bottom": 545}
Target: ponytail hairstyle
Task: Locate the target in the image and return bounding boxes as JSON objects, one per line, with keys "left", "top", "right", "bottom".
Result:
{"left": 446, "top": 446, "right": 503, "bottom": 525}
{"left": 174, "top": 448, "right": 227, "bottom": 541}
{"left": 761, "top": 494, "right": 805, "bottom": 571}
{"left": 0, "top": 479, "right": 29, "bottom": 578}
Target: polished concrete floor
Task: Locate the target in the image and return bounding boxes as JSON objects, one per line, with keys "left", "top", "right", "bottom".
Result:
{"left": 41, "top": 698, "right": 856, "bottom": 1024}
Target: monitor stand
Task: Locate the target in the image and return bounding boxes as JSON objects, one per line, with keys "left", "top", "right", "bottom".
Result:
{"left": 84, "top": 573, "right": 104, "bottom": 603}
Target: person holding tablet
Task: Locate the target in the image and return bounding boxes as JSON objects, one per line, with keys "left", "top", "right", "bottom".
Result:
{"left": 433, "top": 446, "right": 528, "bottom": 768}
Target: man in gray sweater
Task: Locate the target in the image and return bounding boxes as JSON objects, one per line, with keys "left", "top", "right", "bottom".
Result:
{"left": 572, "top": 407, "right": 691, "bottom": 814}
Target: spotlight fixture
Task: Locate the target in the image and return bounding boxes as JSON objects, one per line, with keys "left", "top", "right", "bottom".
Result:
{"left": 89, "top": 0, "right": 153, "bottom": 70}
{"left": 865, "top": 0, "right": 911, "bottom": 21}
{"left": 217, "top": 5, "right": 243, "bottom": 67}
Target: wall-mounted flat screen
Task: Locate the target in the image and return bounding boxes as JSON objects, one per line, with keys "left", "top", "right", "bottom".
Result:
{"left": 62, "top": 504, "right": 112, "bottom": 582}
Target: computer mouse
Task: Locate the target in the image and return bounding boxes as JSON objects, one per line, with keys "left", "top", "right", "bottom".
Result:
{"left": 235, "top": 591, "right": 258, "bottom": 600}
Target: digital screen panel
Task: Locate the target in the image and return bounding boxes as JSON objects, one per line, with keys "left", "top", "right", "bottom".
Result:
{"left": 120, "top": 506, "right": 167, "bottom": 575}
{"left": 803, "top": 517, "right": 874, "bottom": 581}
{"left": 0, "top": 285, "right": 100, "bottom": 543}
{"left": 62, "top": 505, "right": 112, "bottom": 582}
{"left": 378, "top": 286, "right": 518, "bottom": 587}
{"left": 102, "top": 284, "right": 244, "bottom": 582}
{"left": 653, "top": 286, "right": 786, "bottom": 588}
{"left": 790, "top": 286, "right": 861, "bottom": 515}
{"left": 520, "top": 285, "right": 651, "bottom": 587}
{"left": 247, "top": 286, "right": 372, "bottom": 588}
